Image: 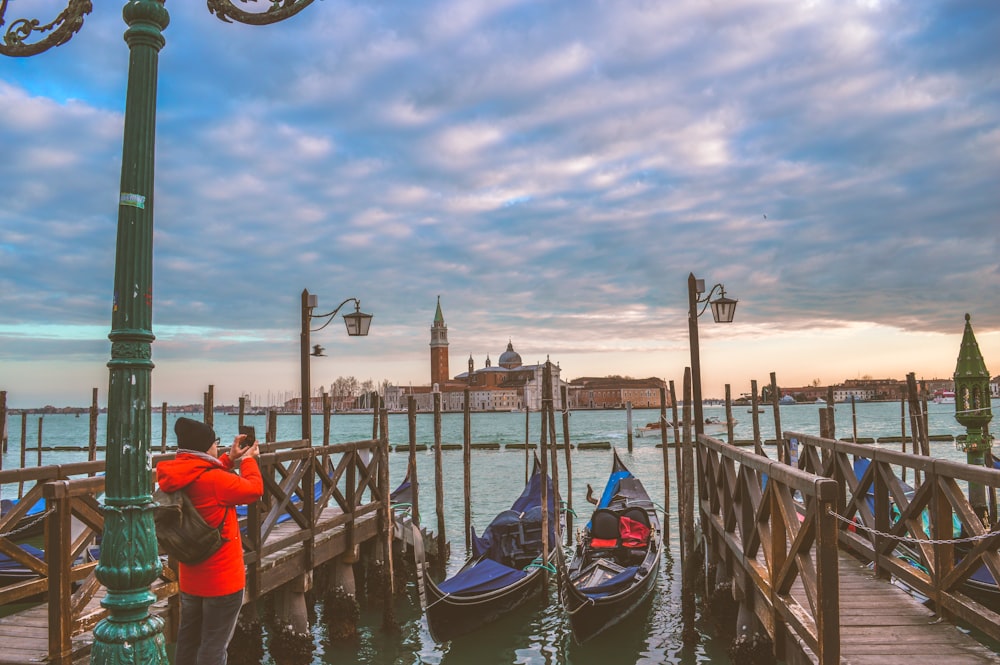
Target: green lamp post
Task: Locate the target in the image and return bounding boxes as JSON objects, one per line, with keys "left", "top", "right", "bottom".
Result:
{"left": 953, "top": 313, "right": 993, "bottom": 522}
{"left": 2, "top": 2, "right": 331, "bottom": 663}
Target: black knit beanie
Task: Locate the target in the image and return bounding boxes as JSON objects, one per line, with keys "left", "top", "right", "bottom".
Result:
{"left": 174, "top": 417, "right": 217, "bottom": 453}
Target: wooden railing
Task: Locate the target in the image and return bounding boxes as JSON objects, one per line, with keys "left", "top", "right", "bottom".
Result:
{"left": 788, "top": 431, "right": 1000, "bottom": 643}
{"left": 697, "top": 434, "right": 841, "bottom": 665}
{"left": 0, "top": 437, "right": 386, "bottom": 664}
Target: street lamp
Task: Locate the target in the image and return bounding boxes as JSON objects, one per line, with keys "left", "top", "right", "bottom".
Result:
{"left": 2, "top": 3, "right": 336, "bottom": 663}
{"left": 300, "top": 289, "right": 372, "bottom": 443}
{"left": 687, "top": 273, "right": 738, "bottom": 435}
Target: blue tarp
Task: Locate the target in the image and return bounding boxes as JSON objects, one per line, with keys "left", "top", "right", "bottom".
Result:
{"left": 579, "top": 565, "right": 639, "bottom": 598}
{"left": 437, "top": 557, "right": 528, "bottom": 596}
{"left": 0, "top": 543, "right": 44, "bottom": 572}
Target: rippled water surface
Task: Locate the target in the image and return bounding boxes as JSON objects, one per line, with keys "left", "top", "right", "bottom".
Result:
{"left": 3, "top": 400, "right": 994, "bottom": 663}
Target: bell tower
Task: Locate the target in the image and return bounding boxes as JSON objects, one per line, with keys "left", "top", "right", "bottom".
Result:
{"left": 430, "top": 296, "right": 449, "bottom": 387}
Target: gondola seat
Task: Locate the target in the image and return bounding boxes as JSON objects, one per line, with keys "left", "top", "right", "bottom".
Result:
{"left": 619, "top": 507, "right": 651, "bottom": 548}
{"left": 589, "top": 508, "right": 620, "bottom": 550}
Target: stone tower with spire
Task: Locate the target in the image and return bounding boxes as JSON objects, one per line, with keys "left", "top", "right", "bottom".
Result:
{"left": 430, "top": 296, "right": 449, "bottom": 387}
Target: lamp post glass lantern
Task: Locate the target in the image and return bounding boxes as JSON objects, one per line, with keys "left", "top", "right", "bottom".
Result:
{"left": 300, "top": 289, "right": 372, "bottom": 442}
{"left": 687, "top": 273, "right": 738, "bottom": 435}
{"left": 1, "top": 3, "right": 340, "bottom": 663}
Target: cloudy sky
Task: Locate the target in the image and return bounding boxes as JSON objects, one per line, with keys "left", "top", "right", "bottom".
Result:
{"left": 2, "top": 0, "right": 999, "bottom": 409}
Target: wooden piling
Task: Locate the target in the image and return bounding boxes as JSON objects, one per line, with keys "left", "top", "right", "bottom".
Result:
{"left": 267, "top": 409, "right": 277, "bottom": 443}
{"left": 751, "top": 379, "right": 762, "bottom": 456}
{"left": 850, "top": 395, "right": 858, "bottom": 443}
{"left": 160, "top": 403, "right": 167, "bottom": 453}
{"left": 36, "top": 417, "right": 42, "bottom": 467}
{"left": 545, "top": 364, "right": 560, "bottom": 535}
{"left": 826, "top": 386, "right": 835, "bottom": 439}
{"left": 669, "top": 380, "right": 683, "bottom": 565}
{"left": 18, "top": 413, "right": 26, "bottom": 498}
{"left": 239, "top": 396, "right": 247, "bottom": 429}
{"left": 680, "top": 368, "right": 696, "bottom": 640}
{"left": 659, "top": 386, "right": 670, "bottom": 540}
{"left": 88, "top": 388, "right": 98, "bottom": 463}
{"left": 204, "top": 384, "right": 214, "bottom": 428}
{"left": 433, "top": 392, "right": 446, "bottom": 561}
{"left": 524, "top": 405, "right": 530, "bottom": 484}
{"left": 724, "top": 384, "right": 734, "bottom": 444}
{"left": 0, "top": 390, "right": 6, "bottom": 456}
{"left": 463, "top": 388, "right": 472, "bottom": 554}
{"left": 407, "top": 396, "right": 419, "bottom": 525}
{"left": 539, "top": 365, "right": 551, "bottom": 591}
{"left": 769, "top": 372, "right": 784, "bottom": 463}
{"left": 561, "top": 385, "right": 574, "bottom": 545}
{"left": 626, "top": 400, "right": 633, "bottom": 452}
{"left": 378, "top": 398, "right": 397, "bottom": 631}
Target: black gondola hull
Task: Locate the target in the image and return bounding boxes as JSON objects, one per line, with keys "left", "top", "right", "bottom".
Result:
{"left": 424, "top": 562, "right": 548, "bottom": 642}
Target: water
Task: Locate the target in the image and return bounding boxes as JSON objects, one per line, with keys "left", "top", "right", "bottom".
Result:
{"left": 2, "top": 400, "right": 995, "bottom": 664}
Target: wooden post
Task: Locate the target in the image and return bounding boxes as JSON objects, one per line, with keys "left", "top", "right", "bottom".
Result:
{"left": 626, "top": 400, "right": 633, "bottom": 452}
{"left": 561, "top": 385, "right": 574, "bottom": 545}
{"left": 751, "top": 379, "right": 763, "bottom": 456}
{"left": 724, "top": 384, "right": 734, "bottom": 444}
{"left": 900, "top": 395, "right": 908, "bottom": 482}
{"left": 322, "top": 390, "right": 331, "bottom": 445}
{"left": 906, "top": 373, "right": 927, "bottom": 486}
{"left": 669, "top": 380, "right": 683, "bottom": 565}
{"left": 826, "top": 386, "right": 835, "bottom": 439}
{"left": 378, "top": 398, "right": 397, "bottom": 630}
{"left": 851, "top": 395, "right": 858, "bottom": 443}
{"left": 545, "top": 363, "right": 560, "bottom": 545}
{"left": 267, "top": 409, "right": 277, "bottom": 443}
{"left": 372, "top": 391, "right": 379, "bottom": 440}
{"left": 36, "top": 416, "right": 42, "bottom": 467}
{"left": 161, "top": 403, "right": 167, "bottom": 453}
{"left": 407, "top": 395, "right": 419, "bottom": 526}
{"left": 770, "top": 372, "right": 784, "bottom": 463}
{"left": 680, "top": 368, "right": 696, "bottom": 636}
{"left": 239, "top": 396, "right": 246, "bottom": 428}
{"left": 18, "top": 413, "right": 27, "bottom": 498}
{"left": 433, "top": 392, "right": 446, "bottom": 560}
{"left": 463, "top": 388, "right": 472, "bottom": 554}
{"left": 204, "top": 384, "right": 214, "bottom": 428}
{"left": 0, "top": 390, "right": 6, "bottom": 455}
{"left": 524, "top": 405, "right": 530, "bottom": 484}
{"left": 539, "top": 366, "right": 551, "bottom": 591}
{"left": 89, "top": 388, "right": 99, "bottom": 463}
{"left": 659, "top": 386, "right": 670, "bottom": 540}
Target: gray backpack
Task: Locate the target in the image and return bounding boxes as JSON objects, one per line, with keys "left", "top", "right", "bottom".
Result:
{"left": 153, "top": 468, "right": 230, "bottom": 564}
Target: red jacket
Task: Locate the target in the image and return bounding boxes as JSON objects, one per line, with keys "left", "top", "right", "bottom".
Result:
{"left": 156, "top": 452, "right": 263, "bottom": 596}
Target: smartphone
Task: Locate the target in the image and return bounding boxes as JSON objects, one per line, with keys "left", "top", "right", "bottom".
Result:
{"left": 238, "top": 425, "right": 256, "bottom": 451}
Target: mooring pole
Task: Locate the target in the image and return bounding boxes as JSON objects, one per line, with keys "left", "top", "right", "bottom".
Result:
{"left": 681, "top": 367, "right": 697, "bottom": 640}
{"left": 433, "top": 391, "right": 446, "bottom": 561}
{"left": 751, "top": 379, "right": 762, "bottom": 456}
{"left": 561, "top": 385, "right": 574, "bottom": 545}
{"left": 463, "top": 388, "right": 472, "bottom": 554}
{"left": 770, "top": 372, "right": 784, "bottom": 462}
{"left": 524, "top": 405, "right": 530, "bottom": 484}
{"left": 407, "top": 395, "right": 419, "bottom": 525}
{"left": 659, "top": 386, "right": 670, "bottom": 540}
{"left": 539, "top": 366, "right": 551, "bottom": 591}
{"left": 378, "top": 398, "right": 397, "bottom": 630}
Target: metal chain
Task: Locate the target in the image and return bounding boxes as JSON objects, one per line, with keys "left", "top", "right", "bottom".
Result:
{"left": 0, "top": 508, "right": 53, "bottom": 539}
{"left": 828, "top": 508, "right": 1000, "bottom": 546}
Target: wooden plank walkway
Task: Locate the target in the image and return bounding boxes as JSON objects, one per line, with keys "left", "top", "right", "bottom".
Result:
{"left": 0, "top": 506, "right": 380, "bottom": 664}
{"left": 795, "top": 552, "right": 1000, "bottom": 664}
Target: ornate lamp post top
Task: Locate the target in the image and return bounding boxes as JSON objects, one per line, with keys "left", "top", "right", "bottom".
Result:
{"left": 954, "top": 313, "right": 993, "bottom": 431}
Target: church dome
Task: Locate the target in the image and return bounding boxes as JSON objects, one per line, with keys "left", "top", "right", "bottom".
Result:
{"left": 498, "top": 341, "right": 522, "bottom": 369}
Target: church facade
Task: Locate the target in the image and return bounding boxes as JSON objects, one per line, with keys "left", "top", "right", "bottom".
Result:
{"left": 384, "top": 298, "right": 563, "bottom": 412}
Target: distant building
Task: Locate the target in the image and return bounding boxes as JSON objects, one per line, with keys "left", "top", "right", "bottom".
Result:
{"left": 388, "top": 299, "right": 563, "bottom": 412}
{"left": 567, "top": 377, "right": 669, "bottom": 409}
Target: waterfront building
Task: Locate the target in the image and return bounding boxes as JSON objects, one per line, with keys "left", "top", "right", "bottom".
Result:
{"left": 566, "top": 376, "right": 668, "bottom": 409}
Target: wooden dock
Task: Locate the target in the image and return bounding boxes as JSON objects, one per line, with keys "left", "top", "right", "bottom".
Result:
{"left": 833, "top": 552, "right": 997, "bottom": 664}
{"left": 697, "top": 431, "right": 1000, "bottom": 665}
{"left": 0, "top": 437, "right": 392, "bottom": 664}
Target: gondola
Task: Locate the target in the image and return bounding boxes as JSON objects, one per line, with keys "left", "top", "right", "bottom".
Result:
{"left": 559, "top": 448, "right": 662, "bottom": 643}
{"left": 418, "top": 458, "right": 557, "bottom": 642}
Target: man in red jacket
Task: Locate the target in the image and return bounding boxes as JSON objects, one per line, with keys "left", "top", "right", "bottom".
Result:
{"left": 157, "top": 417, "right": 263, "bottom": 665}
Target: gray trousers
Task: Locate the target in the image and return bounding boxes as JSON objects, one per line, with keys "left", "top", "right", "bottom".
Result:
{"left": 174, "top": 589, "right": 244, "bottom": 665}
